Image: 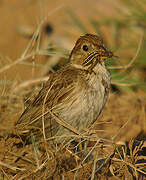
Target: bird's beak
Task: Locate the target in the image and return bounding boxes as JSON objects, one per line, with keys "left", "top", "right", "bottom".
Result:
{"left": 99, "top": 50, "right": 114, "bottom": 60}
{"left": 107, "top": 51, "right": 113, "bottom": 58}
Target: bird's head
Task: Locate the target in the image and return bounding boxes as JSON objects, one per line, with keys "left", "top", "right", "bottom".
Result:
{"left": 70, "top": 34, "right": 113, "bottom": 70}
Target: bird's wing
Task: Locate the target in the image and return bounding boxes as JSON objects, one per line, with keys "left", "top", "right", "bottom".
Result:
{"left": 16, "top": 66, "right": 81, "bottom": 129}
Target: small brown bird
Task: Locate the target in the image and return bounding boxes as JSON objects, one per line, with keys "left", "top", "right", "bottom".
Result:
{"left": 16, "top": 34, "right": 113, "bottom": 143}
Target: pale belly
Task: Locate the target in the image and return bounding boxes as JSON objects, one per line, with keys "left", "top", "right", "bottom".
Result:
{"left": 54, "top": 75, "right": 109, "bottom": 138}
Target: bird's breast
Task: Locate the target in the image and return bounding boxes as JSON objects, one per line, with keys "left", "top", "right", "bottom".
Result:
{"left": 57, "top": 67, "right": 110, "bottom": 133}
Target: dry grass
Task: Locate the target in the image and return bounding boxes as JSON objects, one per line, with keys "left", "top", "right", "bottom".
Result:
{"left": 0, "top": 0, "right": 146, "bottom": 179}
{"left": 0, "top": 90, "right": 145, "bottom": 179}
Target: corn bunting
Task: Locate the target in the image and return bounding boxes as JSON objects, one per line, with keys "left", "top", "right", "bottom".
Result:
{"left": 16, "top": 34, "right": 113, "bottom": 143}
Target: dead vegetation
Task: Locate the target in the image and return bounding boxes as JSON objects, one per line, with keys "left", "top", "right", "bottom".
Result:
{"left": 0, "top": 0, "right": 146, "bottom": 179}
{"left": 0, "top": 90, "right": 145, "bottom": 179}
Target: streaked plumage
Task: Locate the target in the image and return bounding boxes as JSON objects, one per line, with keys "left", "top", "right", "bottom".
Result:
{"left": 16, "top": 34, "right": 113, "bottom": 143}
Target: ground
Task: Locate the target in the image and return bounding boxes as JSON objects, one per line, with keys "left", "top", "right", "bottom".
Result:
{"left": 0, "top": 0, "right": 145, "bottom": 179}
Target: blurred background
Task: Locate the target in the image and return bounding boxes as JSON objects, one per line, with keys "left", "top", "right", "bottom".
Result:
{"left": 0, "top": 0, "right": 145, "bottom": 179}
{"left": 0, "top": 0, "right": 145, "bottom": 140}
{"left": 0, "top": 0, "right": 145, "bottom": 89}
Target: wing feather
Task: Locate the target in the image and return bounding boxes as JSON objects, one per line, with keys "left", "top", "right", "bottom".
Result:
{"left": 16, "top": 66, "right": 79, "bottom": 131}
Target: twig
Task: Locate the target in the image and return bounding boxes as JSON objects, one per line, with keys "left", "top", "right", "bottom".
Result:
{"left": 112, "top": 157, "right": 146, "bottom": 175}
{"left": 0, "top": 53, "right": 35, "bottom": 74}
{"left": 74, "top": 141, "right": 99, "bottom": 179}
{"left": 31, "top": 134, "right": 40, "bottom": 168}
{"left": 12, "top": 76, "right": 49, "bottom": 93}
{"left": 91, "top": 153, "right": 98, "bottom": 180}
{"left": 111, "top": 113, "right": 134, "bottom": 141}
{"left": 8, "top": 151, "right": 35, "bottom": 165}
{"left": 0, "top": 161, "right": 25, "bottom": 171}
{"left": 111, "top": 81, "right": 136, "bottom": 86}
{"left": 108, "top": 31, "right": 144, "bottom": 70}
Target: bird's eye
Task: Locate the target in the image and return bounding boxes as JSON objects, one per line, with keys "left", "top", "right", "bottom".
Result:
{"left": 82, "top": 45, "right": 88, "bottom": 51}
